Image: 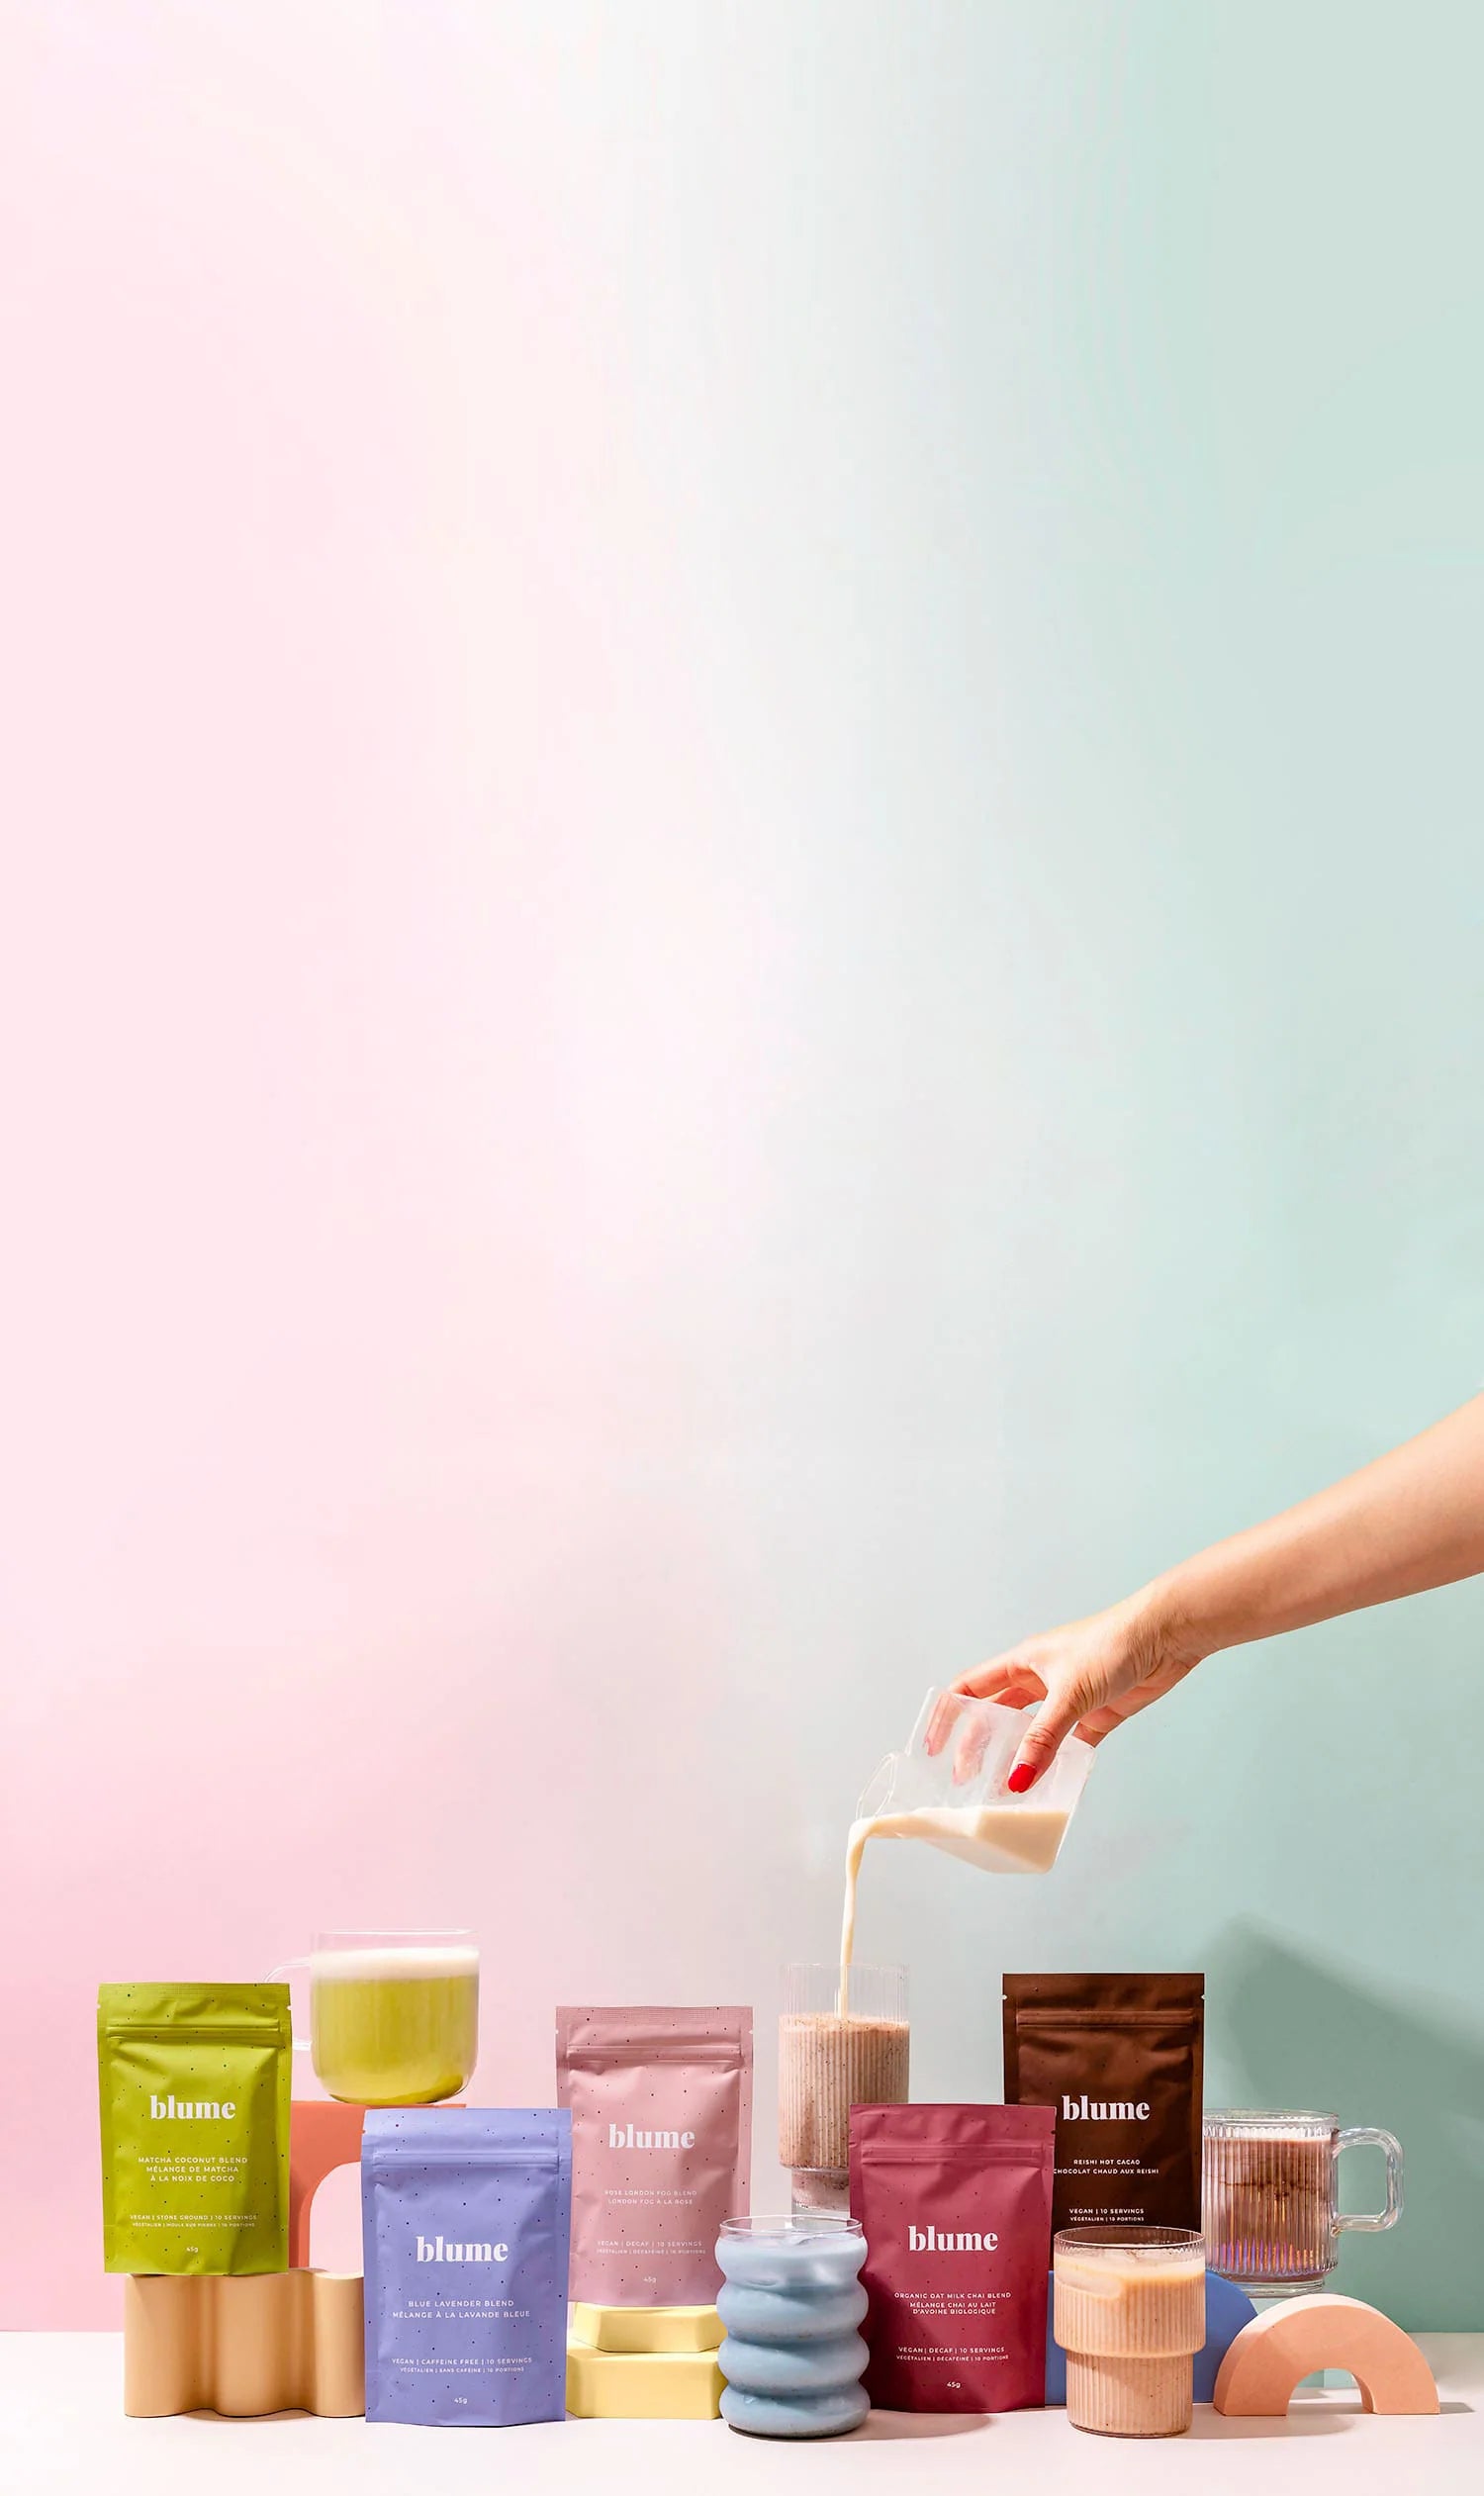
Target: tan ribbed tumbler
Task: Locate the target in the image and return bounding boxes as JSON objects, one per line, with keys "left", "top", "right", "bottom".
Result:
{"left": 1054, "top": 2227, "right": 1205, "bottom": 2437}
{"left": 779, "top": 1965, "right": 907, "bottom": 2214}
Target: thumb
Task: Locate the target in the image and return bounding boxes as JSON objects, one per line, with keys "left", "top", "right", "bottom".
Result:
{"left": 1007, "top": 1690, "right": 1082, "bottom": 1793}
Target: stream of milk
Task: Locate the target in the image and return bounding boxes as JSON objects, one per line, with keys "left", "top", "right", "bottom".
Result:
{"left": 838, "top": 1803, "right": 1071, "bottom": 2014}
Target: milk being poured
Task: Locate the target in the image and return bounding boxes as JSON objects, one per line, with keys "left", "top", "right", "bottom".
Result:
{"left": 781, "top": 1697, "right": 1091, "bottom": 2210}
{"left": 836, "top": 1692, "right": 1096, "bottom": 2012}
{"left": 839, "top": 1804, "right": 1072, "bottom": 2004}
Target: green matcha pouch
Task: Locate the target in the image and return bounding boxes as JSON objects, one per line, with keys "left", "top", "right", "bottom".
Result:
{"left": 98, "top": 1984, "right": 291, "bottom": 2273}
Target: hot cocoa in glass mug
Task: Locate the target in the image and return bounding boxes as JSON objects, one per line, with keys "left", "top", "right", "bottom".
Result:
{"left": 267, "top": 1931, "right": 479, "bottom": 2106}
{"left": 1203, "top": 2108, "right": 1403, "bottom": 2296}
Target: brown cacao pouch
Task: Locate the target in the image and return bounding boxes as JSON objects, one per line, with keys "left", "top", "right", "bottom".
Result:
{"left": 1001, "top": 1972, "right": 1203, "bottom": 2233}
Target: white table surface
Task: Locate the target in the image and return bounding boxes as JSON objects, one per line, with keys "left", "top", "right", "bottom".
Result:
{"left": 3, "top": 2332, "right": 1479, "bottom": 2495}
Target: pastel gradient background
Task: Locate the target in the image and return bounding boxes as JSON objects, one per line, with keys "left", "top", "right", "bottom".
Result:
{"left": 3, "top": 2, "right": 1483, "bottom": 2330}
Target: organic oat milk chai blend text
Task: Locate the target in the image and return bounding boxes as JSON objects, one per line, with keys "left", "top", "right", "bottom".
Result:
{"left": 1002, "top": 1974, "right": 1204, "bottom": 2234}
{"left": 850, "top": 2103, "right": 1056, "bottom": 2412}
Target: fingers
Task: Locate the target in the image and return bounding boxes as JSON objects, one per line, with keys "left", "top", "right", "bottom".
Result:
{"left": 1007, "top": 1690, "right": 1087, "bottom": 1793}
{"left": 923, "top": 1691, "right": 967, "bottom": 1756}
{"left": 952, "top": 1709, "right": 995, "bottom": 1783}
{"left": 1071, "top": 1705, "right": 1124, "bottom": 1745}
{"left": 952, "top": 1681, "right": 1046, "bottom": 1778}
{"left": 926, "top": 1669, "right": 1025, "bottom": 1756}
{"left": 929, "top": 1663, "right": 1042, "bottom": 1777}
{"left": 930, "top": 1656, "right": 1052, "bottom": 1777}
{"left": 952, "top": 1656, "right": 1046, "bottom": 1703}
{"left": 1073, "top": 1680, "right": 1171, "bottom": 1746}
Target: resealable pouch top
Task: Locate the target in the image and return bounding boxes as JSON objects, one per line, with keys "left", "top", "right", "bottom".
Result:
{"left": 98, "top": 1983, "right": 291, "bottom": 2274}
{"left": 1002, "top": 1971, "right": 1204, "bottom": 2233}
{"left": 362, "top": 2106, "right": 572, "bottom": 2426}
{"left": 850, "top": 2102, "right": 1056, "bottom": 2412}
{"left": 556, "top": 2005, "right": 753, "bottom": 2304}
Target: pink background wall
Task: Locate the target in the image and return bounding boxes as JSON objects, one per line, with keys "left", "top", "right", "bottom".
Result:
{"left": 7, "top": 5, "right": 1484, "bottom": 2332}
{"left": 1, "top": 4, "right": 820, "bottom": 2325}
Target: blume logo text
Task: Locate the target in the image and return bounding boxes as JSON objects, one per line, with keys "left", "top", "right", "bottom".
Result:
{"left": 1062, "top": 2093, "right": 1151, "bottom": 2122}
{"left": 607, "top": 2122, "right": 696, "bottom": 2150}
{"left": 416, "top": 2234, "right": 510, "bottom": 2264}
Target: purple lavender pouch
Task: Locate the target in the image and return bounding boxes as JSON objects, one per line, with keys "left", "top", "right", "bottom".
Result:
{"left": 362, "top": 2107, "right": 572, "bottom": 2426}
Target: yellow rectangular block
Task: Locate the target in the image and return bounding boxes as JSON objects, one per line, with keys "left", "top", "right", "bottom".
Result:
{"left": 569, "top": 2302, "right": 722, "bottom": 2354}
{"left": 566, "top": 2338, "right": 723, "bottom": 2420}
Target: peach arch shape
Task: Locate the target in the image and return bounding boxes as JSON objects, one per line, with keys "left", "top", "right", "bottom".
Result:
{"left": 1213, "top": 2293, "right": 1438, "bottom": 2417}
{"left": 288, "top": 2095, "right": 465, "bottom": 2264}
{"left": 289, "top": 2098, "right": 370, "bottom": 2267}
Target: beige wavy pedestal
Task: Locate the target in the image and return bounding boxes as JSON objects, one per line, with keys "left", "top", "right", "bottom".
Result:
{"left": 124, "top": 2099, "right": 475, "bottom": 2419}
{"left": 124, "top": 2271, "right": 364, "bottom": 2417}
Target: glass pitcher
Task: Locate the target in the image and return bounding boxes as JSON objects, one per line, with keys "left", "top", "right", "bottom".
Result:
{"left": 855, "top": 1686, "right": 1097, "bottom": 1875}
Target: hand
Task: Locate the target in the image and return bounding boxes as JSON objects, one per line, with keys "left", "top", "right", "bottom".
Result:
{"left": 933, "top": 1589, "right": 1204, "bottom": 1790}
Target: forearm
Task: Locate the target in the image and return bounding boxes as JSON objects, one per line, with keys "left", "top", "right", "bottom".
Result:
{"left": 1147, "top": 1394, "right": 1484, "bottom": 1660}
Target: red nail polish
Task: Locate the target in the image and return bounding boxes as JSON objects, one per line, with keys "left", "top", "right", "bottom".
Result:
{"left": 1007, "top": 1762, "right": 1037, "bottom": 1795}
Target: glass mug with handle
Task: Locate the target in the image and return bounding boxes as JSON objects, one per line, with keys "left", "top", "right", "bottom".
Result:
{"left": 267, "top": 1930, "right": 479, "bottom": 2106}
{"left": 1203, "top": 2108, "right": 1403, "bottom": 2295}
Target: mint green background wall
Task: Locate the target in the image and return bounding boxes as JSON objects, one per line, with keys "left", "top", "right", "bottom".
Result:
{"left": 5, "top": 3, "right": 1482, "bottom": 2327}
{"left": 691, "top": 0, "right": 1484, "bottom": 2329}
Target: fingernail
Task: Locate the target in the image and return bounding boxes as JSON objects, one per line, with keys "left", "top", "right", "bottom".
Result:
{"left": 1007, "top": 1761, "right": 1038, "bottom": 1795}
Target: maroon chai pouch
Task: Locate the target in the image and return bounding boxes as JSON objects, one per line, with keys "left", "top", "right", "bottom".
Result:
{"left": 556, "top": 2005, "right": 752, "bottom": 2304}
{"left": 850, "top": 2102, "right": 1055, "bottom": 2412}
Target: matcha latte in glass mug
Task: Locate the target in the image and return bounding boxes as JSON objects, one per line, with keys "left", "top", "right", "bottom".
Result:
{"left": 268, "top": 1931, "right": 479, "bottom": 2105}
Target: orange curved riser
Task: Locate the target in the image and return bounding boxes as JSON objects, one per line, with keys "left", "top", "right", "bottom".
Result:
{"left": 288, "top": 2098, "right": 370, "bottom": 2267}
{"left": 288, "top": 2096, "right": 465, "bottom": 2264}
{"left": 1213, "top": 2293, "right": 1438, "bottom": 2417}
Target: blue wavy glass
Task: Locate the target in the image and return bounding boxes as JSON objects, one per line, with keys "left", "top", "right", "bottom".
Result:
{"left": 716, "top": 2215, "right": 870, "bottom": 2439}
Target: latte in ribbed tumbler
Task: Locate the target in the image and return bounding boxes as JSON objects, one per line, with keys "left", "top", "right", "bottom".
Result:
{"left": 1054, "top": 2227, "right": 1206, "bottom": 2438}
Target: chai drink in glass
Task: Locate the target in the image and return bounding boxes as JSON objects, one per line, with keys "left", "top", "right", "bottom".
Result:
{"left": 779, "top": 1964, "right": 907, "bottom": 2214}
{"left": 1203, "top": 2108, "right": 1403, "bottom": 2294}
{"left": 1054, "top": 2226, "right": 1206, "bottom": 2437}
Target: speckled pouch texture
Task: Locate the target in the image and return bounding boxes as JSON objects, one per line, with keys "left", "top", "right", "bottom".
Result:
{"left": 361, "top": 2107, "right": 572, "bottom": 2425}
{"left": 556, "top": 2006, "right": 752, "bottom": 2304}
{"left": 98, "top": 1983, "right": 291, "bottom": 2274}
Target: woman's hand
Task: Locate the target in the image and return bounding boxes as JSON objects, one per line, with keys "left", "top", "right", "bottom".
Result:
{"left": 938, "top": 1589, "right": 1205, "bottom": 1790}
{"left": 928, "top": 1397, "right": 1484, "bottom": 1790}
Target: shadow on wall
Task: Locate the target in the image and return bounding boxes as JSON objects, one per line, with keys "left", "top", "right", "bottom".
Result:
{"left": 1212, "top": 1921, "right": 1484, "bottom": 2333}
